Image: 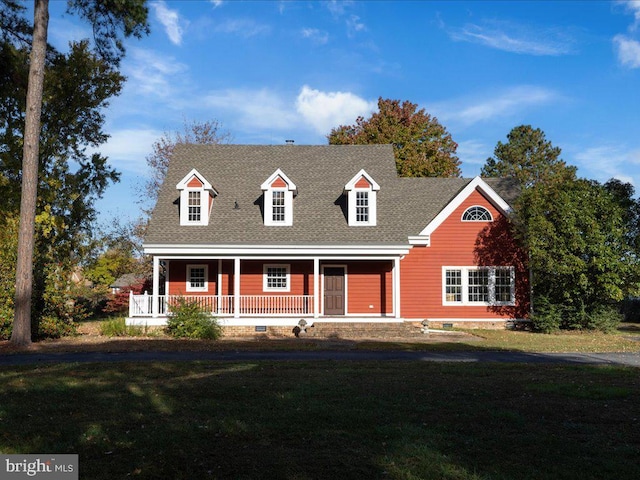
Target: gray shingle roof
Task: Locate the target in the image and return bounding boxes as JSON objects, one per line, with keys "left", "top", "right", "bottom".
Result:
{"left": 144, "top": 144, "right": 518, "bottom": 247}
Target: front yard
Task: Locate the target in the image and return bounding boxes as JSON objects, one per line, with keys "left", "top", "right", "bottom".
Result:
{"left": 1, "top": 360, "right": 639, "bottom": 479}
{"left": 2, "top": 319, "right": 640, "bottom": 354}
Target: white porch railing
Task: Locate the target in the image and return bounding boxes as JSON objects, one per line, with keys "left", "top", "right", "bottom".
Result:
{"left": 129, "top": 293, "right": 314, "bottom": 317}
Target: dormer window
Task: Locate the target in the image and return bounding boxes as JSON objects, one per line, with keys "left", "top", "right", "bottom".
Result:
{"left": 345, "top": 169, "right": 380, "bottom": 226}
{"left": 356, "top": 191, "right": 369, "bottom": 222}
{"left": 261, "top": 169, "right": 296, "bottom": 226}
{"left": 176, "top": 169, "right": 217, "bottom": 226}
{"left": 188, "top": 191, "right": 202, "bottom": 222}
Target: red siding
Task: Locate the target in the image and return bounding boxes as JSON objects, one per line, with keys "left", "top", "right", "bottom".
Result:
{"left": 347, "top": 261, "right": 393, "bottom": 314}
{"left": 238, "top": 261, "right": 313, "bottom": 296}
{"left": 168, "top": 260, "right": 218, "bottom": 295}
{"left": 354, "top": 176, "right": 371, "bottom": 188}
{"left": 187, "top": 176, "right": 203, "bottom": 188}
{"left": 401, "top": 188, "right": 529, "bottom": 319}
{"left": 165, "top": 259, "right": 394, "bottom": 315}
{"left": 271, "top": 176, "right": 287, "bottom": 188}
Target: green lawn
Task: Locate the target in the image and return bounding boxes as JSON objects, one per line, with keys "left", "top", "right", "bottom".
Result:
{"left": 1, "top": 361, "right": 639, "bottom": 479}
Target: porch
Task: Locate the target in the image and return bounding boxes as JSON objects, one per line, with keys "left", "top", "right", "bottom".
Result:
{"left": 130, "top": 248, "right": 411, "bottom": 326}
{"left": 128, "top": 293, "right": 315, "bottom": 318}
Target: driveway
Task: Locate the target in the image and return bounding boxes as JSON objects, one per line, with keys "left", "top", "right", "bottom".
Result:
{"left": 1, "top": 350, "right": 640, "bottom": 366}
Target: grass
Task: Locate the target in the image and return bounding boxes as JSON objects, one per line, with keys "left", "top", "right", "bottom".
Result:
{"left": 1, "top": 361, "right": 639, "bottom": 479}
{"left": 457, "top": 326, "right": 640, "bottom": 352}
{"left": 2, "top": 320, "right": 640, "bottom": 355}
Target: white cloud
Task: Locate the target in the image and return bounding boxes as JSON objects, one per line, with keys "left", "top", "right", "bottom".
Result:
{"left": 48, "top": 17, "right": 91, "bottom": 52}
{"left": 346, "top": 15, "right": 367, "bottom": 37}
{"left": 433, "top": 86, "right": 560, "bottom": 126}
{"left": 295, "top": 86, "right": 376, "bottom": 135}
{"left": 448, "top": 20, "right": 575, "bottom": 56}
{"left": 214, "top": 19, "right": 271, "bottom": 37}
{"left": 123, "top": 48, "right": 188, "bottom": 98}
{"left": 201, "top": 86, "right": 374, "bottom": 138}
{"left": 204, "top": 88, "right": 298, "bottom": 130}
{"left": 94, "top": 128, "right": 163, "bottom": 175}
{"left": 574, "top": 145, "right": 640, "bottom": 185}
{"left": 152, "top": 1, "right": 187, "bottom": 46}
{"left": 457, "top": 140, "right": 491, "bottom": 166}
{"left": 614, "top": 34, "right": 640, "bottom": 68}
{"left": 301, "top": 28, "right": 329, "bottom": 45}
{"left": 210, "top": 0, "right": 224, "bottom": 8}
{"left": 620, "top": 0, "right": 640, "bottom": 30}
{"left": 326, "top": 0, "right": 354, "bottom": 17}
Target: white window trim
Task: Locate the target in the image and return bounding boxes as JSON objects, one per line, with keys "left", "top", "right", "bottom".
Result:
{"left": 442, "top": 266, "right": 515, "bottom": 306}
{"left": 461, "top": 205, "right": 493, "bottom": 222}
{"left": 186, "top": 264, "right": 208, "bottom": 292}
{"left": 263, "top": 264, "right": 291, "bottom": 292}
{"left": 345, "top": 169, "right": 379, "bottom": 227}
{"left": 176, "top": 169, "right": 217, "bottom": 226}
{"left": 261, "top": 169, "right": 296, "bottom": 226}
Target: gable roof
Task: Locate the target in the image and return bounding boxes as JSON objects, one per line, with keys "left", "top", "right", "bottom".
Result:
{"left": 144, "top": 144, "right": 518, "bottom": 247}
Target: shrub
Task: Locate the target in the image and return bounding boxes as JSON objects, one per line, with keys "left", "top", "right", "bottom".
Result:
{"left": 165, "top": 297, "right": 222, "bottom": 340}
{"left": 585, "top": 305, "right": 622, "bottom": 333}
{"left": 103, "top": 278, "right": 152, "bottom": 315}
{"left": 530, "top": 296, "right": 563, "bottom": 333}
{"left": 36, "top": 315, "right": 78, "bottom": 339}
{"left": 100, "top": 317, "right": 150, "bottom": 337}
{"left": 0, "top": 307, "right": 12, "bottom": 340}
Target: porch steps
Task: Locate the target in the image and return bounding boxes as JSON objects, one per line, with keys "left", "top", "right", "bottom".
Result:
{"left": 303, "top": 321, "right": 425, "bottom": 339}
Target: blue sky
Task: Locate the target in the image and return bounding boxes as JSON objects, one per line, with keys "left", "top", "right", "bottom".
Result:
{"left": 44, "top": 0, "right": 640, "bottom": 225}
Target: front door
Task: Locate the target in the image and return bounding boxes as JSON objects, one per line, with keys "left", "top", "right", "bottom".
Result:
{"left": 324, "top": 267, "right": 345, "bottom": 315}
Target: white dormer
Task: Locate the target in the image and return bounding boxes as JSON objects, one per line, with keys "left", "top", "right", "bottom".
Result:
{"left": 260, "top": 169, "right": 296, "bottom": 226}
{"left": 176, "top": 169, "right": 217, "bottom": 226}
{"left": 344, "top": 169, "right": 380, "bottom": 226}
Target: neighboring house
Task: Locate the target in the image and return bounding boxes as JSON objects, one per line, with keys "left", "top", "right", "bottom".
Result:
{"left": 129, "top": 144, "right": 529, "bottom": 330}
{"left": 110, "top": 273, "right": 139, "bottom": 294}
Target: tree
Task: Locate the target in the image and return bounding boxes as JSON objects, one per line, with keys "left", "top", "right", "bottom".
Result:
{"left": 4, "top": 0, "right": 149, "bottom": 346}
{"left": 12, "top": 0, "right": 49, "bottom": 346}
{"left": 483, "top": 125, "right": 640, "bottom": 330}
{"left": 481, "top": 125, "right": 576, "bottom": 188}
{"left": 327, "top": 97, "right": 461, "bottom": 178}
{"left": 142, "top": 119, "right": 232, "bottom": 212}
{"left": 518, "top": 178, "right": 639, "bottom": 329}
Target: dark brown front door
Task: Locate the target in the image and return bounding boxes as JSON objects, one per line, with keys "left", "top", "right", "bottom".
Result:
{"left": 324, "top": 267, "right": 345, "bottom": 315}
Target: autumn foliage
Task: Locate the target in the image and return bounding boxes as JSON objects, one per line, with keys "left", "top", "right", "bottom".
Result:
{"left": 328, "top": 98, "right": 461, "bottom": 178}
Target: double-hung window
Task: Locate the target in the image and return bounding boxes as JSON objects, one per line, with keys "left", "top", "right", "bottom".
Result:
{"left": 177, "top": 169, "right": 216, "bottom": 226}
{"left": 188, "top": 191, "right": 202, "bottom": 222}
{"left": 345, "top": 170, "right": 379, "bottom": 226}
{"left": 263, "top": 264, "right": 290, "bottom": 292}
{"left": 272, "top": 191, "right": 286, "bottom": 223}
{"left": 261, "top": 169, "right": 296, "bottom": 226}
{"left": 355, "top": 191, "right": 369, "bottom": 223}
{"left": 443, "top": 267, "right": 515, "bottom": 305}
{"left": 187, "top": 265, "right": 208, "bottom": 292}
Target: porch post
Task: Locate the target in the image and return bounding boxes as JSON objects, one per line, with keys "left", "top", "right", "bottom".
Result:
{"left": 152, "top": 256, "right": 160, "bottom": 317}
{"left": 313, "top": 258, "right": 319, "bottom": 318}
{"left": 393, "top": 257, "right": 401, "bottom": 319}
{"left": 217, "top": 259, "right": 222, "bottom": 315}
{"left": 233, "top": 257, "right": 240, "bottom": 318}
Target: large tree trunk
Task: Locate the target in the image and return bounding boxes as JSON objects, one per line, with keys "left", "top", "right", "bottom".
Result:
{"left": 11, "top": 0, "right": 49, "bottom": 346}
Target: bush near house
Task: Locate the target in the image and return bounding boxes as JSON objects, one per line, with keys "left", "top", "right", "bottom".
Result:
{"left": 165, "top": 296, "right": 222, "bottom": 340}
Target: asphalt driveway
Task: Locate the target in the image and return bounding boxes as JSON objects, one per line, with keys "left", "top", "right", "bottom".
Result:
{"left": 1, "top": 350, "right": 640, "bottom": 366}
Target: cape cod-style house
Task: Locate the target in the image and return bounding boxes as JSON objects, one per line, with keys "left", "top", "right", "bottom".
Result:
{"left": 129, "top": 144, "right": 529, "bottom": 332}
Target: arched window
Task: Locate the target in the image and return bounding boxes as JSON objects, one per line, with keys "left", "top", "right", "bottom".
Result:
{"left": 462, "top": 206, "right": 493, "bottom": 222}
